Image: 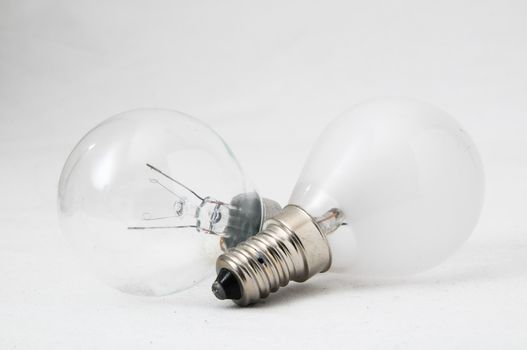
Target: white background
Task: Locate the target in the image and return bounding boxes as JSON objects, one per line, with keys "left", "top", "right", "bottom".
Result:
{"left": 1, "top": 0, "right": 526, "bottom": 349}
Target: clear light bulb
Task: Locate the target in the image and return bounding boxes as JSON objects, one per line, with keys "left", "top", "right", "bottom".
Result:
{"left": 58, "top": 109, "right": 280, "bottom": 296}
{"left": 212, "top": 98, "right": 484, "bottom": 305}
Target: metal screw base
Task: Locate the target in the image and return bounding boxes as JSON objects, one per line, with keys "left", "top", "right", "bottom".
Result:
{"left": 214, "top": 205, "right": 332, "bottom": 306}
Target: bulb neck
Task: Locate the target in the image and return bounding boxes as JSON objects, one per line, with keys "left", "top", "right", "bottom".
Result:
{"left": 260, "top": 197, "right": 282, "bottom": 226}
{"left": 220, "top": 195, "right": 282, "bottom": 250}
{"left": 213, "top": 205, "right": 333, "bottom": 306}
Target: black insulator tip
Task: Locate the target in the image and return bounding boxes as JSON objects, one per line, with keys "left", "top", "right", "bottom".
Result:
{"left": 212, "top": 268, "right": 242, "bottom": 300}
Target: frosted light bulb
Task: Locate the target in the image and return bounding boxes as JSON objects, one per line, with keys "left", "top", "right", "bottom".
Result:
{"left": 212, "top": 98, "right": 484, "bottom": 305}
{"left": 58, "top": 109, "right": 280, "bottom": 296}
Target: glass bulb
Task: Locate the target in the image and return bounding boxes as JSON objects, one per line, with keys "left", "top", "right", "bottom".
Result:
{"left": 58, "top": 109, "right": 277, "bottom": 296}
{"left": 290, "top": 97, "right": 485, "bottom": 276}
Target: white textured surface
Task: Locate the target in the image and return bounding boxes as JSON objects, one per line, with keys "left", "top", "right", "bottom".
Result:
{"left": 1, "top": 1, "right": 526, "bottom": 349}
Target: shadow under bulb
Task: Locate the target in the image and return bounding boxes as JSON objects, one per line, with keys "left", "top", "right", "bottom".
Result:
{"left": 57, "top": 109, "right": 280, "bottom": 296}
{"left": 212, "top": 98, "right": 485, "bottom": 306}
